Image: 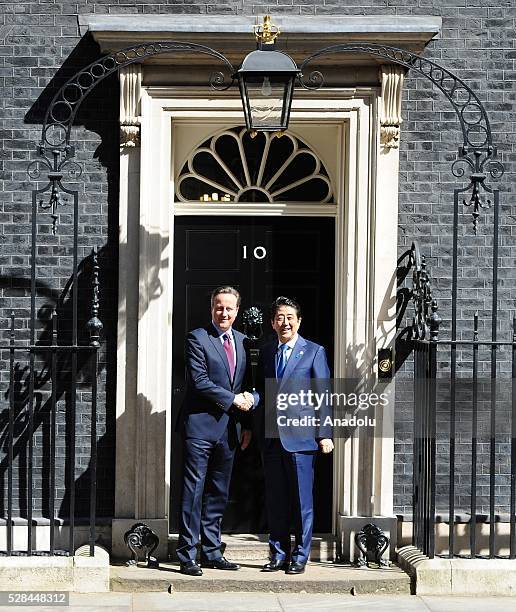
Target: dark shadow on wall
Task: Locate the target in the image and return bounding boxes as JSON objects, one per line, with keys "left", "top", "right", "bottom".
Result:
{"left": 24, "top": 32, "right": 120, "bottom": 252}
{"left": 10, "top": 32, "right": 121, "bottom": 523}
{"left": 24, "top": 33, "right": 118, "bottom": 145}
{"left": 24, "top": 35, "right": 103, "bottom": 126}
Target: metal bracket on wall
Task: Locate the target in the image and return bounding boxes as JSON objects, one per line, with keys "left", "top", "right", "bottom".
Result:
{"left": 124, "top": 522, "right": 160, "bottom": 568}
{"left": 378, "top": 347, "right": 393, "bottom": 379}
{"left": 354, "top": 523, "right": 390, "bottom": 568}
{"left": 243, "top": 306, "right": 264, "bottom": 391}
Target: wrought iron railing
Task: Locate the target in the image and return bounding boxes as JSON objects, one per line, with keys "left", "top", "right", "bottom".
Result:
{"left": 0, "top": 249, "right": 101, "bottom": 557}
{"left": 408, "top": 242, "right": 516, "bottom": 559}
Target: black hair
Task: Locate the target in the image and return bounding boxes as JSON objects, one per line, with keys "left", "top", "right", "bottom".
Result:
{"left": 270, "top": 296, "right": 302, "bottom": 320}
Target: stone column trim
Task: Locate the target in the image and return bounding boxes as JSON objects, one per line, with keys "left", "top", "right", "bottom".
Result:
{"left": 379, "top": 65, "right": 405, "bottom": 149}
{"left": 120, "top": 64, "right": 142, "bottom": 147}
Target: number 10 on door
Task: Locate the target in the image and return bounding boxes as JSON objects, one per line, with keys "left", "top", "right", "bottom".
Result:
{"left": 243, "top": 246, "right": 267, "bottom": 260}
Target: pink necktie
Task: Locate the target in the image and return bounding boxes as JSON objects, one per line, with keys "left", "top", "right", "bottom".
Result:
{"left": 223, "top": 334, "right": 235, "bottom": 381}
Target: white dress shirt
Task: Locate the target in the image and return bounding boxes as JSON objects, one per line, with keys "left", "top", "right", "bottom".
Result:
{"left": 276, "top": 334, "right": 298, "bottom": 371}
{"left": 212, "top": 322, "right": 236, "bottom": 353}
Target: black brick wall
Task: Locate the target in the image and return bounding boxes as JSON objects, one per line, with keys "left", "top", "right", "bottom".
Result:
{"left": 1, "top": 2, "right": 514, "bottom": 522}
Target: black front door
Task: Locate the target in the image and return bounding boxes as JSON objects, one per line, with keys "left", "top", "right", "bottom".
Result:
{"left": 171, "top": 215, "right": 335, "bottom": 533}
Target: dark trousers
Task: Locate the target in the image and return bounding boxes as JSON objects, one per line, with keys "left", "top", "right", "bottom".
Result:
{"left": 263, "top": 439, "right": 316, "bottom": 564}
{"left": 176, "top": 428, "right": 235, "bottom": 563}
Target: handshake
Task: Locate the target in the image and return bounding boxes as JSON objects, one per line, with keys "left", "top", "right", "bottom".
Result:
{"left": 233, "top": 391, "right": 255, "bottom": 412}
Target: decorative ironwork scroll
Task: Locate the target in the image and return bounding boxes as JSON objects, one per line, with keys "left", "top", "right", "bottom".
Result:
{"left": 298, "top": 42, "right": 504, "bottom": 230}
{"left": 27, "top": 147, "right": 81, "bottom": 235}
{"left": 300, "top": 43, "right": 492, "bottom": 152}
{"left": 33, "top": 42, "right": 235, "bottom": 232}
{"left": 451, "top": 150, "right": 502, "bottom": 234}
{"left": 354, "top": 523, "right": 390, "bottom": 568}
{"left": 409, "top": 242, "right": 441, "bottom": 341}
{"left": 41, "top": 41, "right": 235, "bottom": 152}
{"left": 124, "top": 522, "right": 160, "bottom": 568}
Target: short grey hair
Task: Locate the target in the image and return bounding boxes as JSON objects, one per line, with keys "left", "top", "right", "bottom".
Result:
{"left": 211, "top": 286, "right": 241, "bottom": 307}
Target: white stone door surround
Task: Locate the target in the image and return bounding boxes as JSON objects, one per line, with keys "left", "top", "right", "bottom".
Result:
{"left": 112, "top": 87, "right": 400, "bottom": 561}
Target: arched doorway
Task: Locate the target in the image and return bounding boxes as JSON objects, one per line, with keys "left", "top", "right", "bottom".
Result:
{"left": 170, "top": 125, "right": 336, "bottom": 533}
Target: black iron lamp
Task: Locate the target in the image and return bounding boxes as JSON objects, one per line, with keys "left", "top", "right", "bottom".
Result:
{"left": 237, "top": 16, "right": 300, "bottom": 134}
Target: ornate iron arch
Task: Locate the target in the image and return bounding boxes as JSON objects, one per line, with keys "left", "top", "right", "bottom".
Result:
{"left": 40, "top": 41, "right": 236, "bottom": 151}
{"left": 299, "top": 42, "right": 504, "bottom": 234}
{"left": 31, "top": 41, "right": 236, "bottom": 234}
{"left": 32, "top": 39, "right": 504, "bottom": 233}
{"left": 298, "top": 42, "right": 504, "bottom": 233}
{"left": 40, "top": 41, "right": 499, "bottom": 154}
{"left": 300, "top": 43, "right": 492, "bottom": 153}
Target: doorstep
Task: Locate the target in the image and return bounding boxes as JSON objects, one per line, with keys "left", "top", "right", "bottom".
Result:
{"left": 168, "top": 533, "right": 336, "bottom": 562}
{"left": 110, "top": 559, "right": 411, "bottom": 594}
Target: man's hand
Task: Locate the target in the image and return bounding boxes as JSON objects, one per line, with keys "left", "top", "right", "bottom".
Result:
{"left": 243, "top": 391, "right": 255, "bottom": 407}
{"left": 233, "top": 393, "right": 253, "bottom": 411}
{"left": 319, "top": 439, "right": 334, "bottom": 454}
{"left": 240, "top": 429, "right": 252, "bottom": 450}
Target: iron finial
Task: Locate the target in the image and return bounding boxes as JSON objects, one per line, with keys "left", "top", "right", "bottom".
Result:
{"left": 86, "top": 247, "right": 103, "bottom": 348}
{"left": 429, "top": 300, "right": 441, "bottom": 342}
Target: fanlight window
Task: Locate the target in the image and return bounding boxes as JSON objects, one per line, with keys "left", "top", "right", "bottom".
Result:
{"left": 175, "top": 127, "right": 333, "bottom": 203}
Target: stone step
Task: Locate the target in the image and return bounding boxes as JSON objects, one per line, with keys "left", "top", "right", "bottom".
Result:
{"left": 168, "top": 533, "right": 336, "bottom": 562}
{"left": 111, "top": 560, "right": 411, "bottom": 594}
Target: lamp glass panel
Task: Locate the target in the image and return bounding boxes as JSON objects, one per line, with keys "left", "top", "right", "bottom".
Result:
{"left": 245, "top": 75, "right": 289, "bottom": 130}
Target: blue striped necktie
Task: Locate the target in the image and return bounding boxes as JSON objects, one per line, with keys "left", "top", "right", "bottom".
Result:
{"left": 276, "top": 344, "right": 289, "bottom": 379}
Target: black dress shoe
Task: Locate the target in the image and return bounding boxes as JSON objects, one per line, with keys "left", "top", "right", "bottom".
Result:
{"left": 286, "top": 561, "right": 306, "bottom": 575}
{"left": 180, "top": 560, "right": 203, "bottom": 576}
{"left": 262, "top": 559, "right": 287, "bottom": 572}
{"left": 202, "top": 556, "right": 240, "bottom": 570}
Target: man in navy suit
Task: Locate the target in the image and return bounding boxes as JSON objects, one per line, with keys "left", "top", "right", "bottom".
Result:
{"left": 255, "top": 296, "right": 334, "bottom": 575}
{"left": 176, "top": 286, "right": 255, "bottom": 576}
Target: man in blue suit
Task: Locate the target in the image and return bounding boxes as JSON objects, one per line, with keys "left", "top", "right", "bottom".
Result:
{"left": 176, "top": 286, "right": 255, "bottom": 576}
{"left": 255, "top": 296, "right": 334, "bottom": 575}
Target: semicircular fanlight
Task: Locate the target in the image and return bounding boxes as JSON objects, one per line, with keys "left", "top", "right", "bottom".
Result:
{"left": 175, "top": 127, "right": 333, "bottom": 203}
